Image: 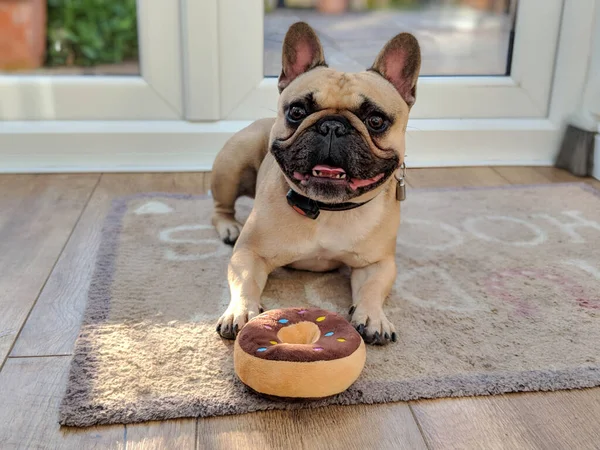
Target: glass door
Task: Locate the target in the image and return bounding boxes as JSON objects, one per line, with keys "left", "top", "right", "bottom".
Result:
{"left": 207, "top": 0, "right": 563, "bottom": 120}
{"left": 0, "top": 0, "right": 182, "bottom": 120}
{"left": 264, "top": 0, "right": 517, "bottom": 76}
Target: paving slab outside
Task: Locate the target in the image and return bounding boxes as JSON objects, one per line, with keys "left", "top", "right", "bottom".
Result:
{"left": 265, "top": 5, "right": 513, "bottom": 76}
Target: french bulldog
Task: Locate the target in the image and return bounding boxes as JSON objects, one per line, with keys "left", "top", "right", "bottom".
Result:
{"left": 211, "top": 22, "right": 420, "bottom": 345}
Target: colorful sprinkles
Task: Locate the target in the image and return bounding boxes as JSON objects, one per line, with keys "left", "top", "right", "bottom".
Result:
{"left": 254, "top": 312, "right": 351, "bottom": 354}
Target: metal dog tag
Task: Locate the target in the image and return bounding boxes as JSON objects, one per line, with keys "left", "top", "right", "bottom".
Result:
{"left": 395, "top": 162, "right": 407, "bottom": 202}
{"left": 396, "top": 178, "right": 406, "bottom": 201}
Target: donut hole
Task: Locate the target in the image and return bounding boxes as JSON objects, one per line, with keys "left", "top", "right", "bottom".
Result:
{"left": 276, "top": 321, "right": 321, "bottom": 345}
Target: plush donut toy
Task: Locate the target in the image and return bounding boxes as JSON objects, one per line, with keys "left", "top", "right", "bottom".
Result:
{"left": 234, "top": 307, "right": 366, "bottom": 398}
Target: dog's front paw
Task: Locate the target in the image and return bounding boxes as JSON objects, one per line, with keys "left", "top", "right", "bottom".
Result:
{"left": 216, "top": 303, "right": 264, "bottom": 340}
{"left": 349, "top": 304, "right": 396, "bottom": 345}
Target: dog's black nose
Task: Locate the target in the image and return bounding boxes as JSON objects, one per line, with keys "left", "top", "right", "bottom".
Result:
{"left": 316, "top": 116, "right": 351, "bottom": 137}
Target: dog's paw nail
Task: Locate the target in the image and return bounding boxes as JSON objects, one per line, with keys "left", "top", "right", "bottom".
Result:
{"left": 384, "top": 332, "right": 390, "bottom": 341}
{"left": 216, "top": 324, "right": 221, "bottom": 333}
{"left": 259, "top": 307, "right": 264, "bottom": 314}
{"left": 373, "top": 331, "right": 381, "bottom": 344}
{"left": 356, "top": 324, "right": 365, "bottom": 336}
{"left": 391, "top": 332, "right": 397, "bottom": 342}
{"left": 349, "top": 305, "right": 356, "bottom": 315}
{"left": 221, "top": 325, "right": 229, "bottom": 337}
{"left": 233, "top": 324, "right": 239, "bottom": 336}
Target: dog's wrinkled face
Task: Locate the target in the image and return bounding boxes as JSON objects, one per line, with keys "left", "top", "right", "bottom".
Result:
{"left": 270, "top": 22, "right": 421, "bottom": 203}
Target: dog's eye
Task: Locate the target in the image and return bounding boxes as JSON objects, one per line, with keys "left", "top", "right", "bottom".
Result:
{"left": 287, "top": 105, "right": 307, "bottom": 123}
{"left": 365, "top": 114, "right": 387, "bottom": 133}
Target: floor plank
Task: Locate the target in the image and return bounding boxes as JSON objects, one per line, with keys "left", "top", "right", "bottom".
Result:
{"left": 0, "top": 174, "right": 99, "bottom": 367}
{"left": 491, "top": 166, "right": 556, "bottom": 184}
{"left": 493, "top": 166, "right": 592, "bottom": 185}
{"left": 407, "top": 167, "right": 509, "bottom": 188}
{"left": 533, "top": 166, "right": 585, "bottom": 183}
{"left": 412, "top": 389, "right": 600, "bottom": 450}
{"left": 126, "top": 420, "right": 196, "bottom": 450}
{"left": 197, "top": 404, "right": 427, "bottom": 450}
{"left": 495, "top": 166, "right": 600, "bottom": 191}
{"left": 0, "top": 356, "right": 124, "bottom": 450}
{"left": 11, "top": 173, "right": 208, "bottom": 357}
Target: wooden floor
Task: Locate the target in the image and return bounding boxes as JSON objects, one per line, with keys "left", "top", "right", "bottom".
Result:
{"left": 1, "top": 167, "right": 599, "bottom": 450}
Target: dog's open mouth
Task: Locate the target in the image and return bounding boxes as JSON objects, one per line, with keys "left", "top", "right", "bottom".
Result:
{"left": 310, "top": 165, "right": 347, "bottom": 179}
{"left": 293, "top": 165, "right": 385, "bottom": 191}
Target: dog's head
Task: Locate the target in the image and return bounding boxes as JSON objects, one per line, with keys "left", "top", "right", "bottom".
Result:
{"left": 270, "top": 22, "right": 421, "bottom": 203}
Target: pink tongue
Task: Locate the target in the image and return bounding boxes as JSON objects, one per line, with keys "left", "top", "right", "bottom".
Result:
{"left": 349, "top": 173, "right": 385, "bottom": 190}
{"left": 313, "top": 165, "right": 346, "bottom": 176}
{"left": 293, "top": 171, "right": 308, "bottom": 181}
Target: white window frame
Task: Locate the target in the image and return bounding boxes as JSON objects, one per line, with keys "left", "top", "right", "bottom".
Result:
{"left": 0, "top": 0, "right": 182, "bottom": 120}
{"left": 193, "top": 0, "right": 564, "bottom": 121}
{"left": 0, "top": 0, "right": 597, "bottom": 172}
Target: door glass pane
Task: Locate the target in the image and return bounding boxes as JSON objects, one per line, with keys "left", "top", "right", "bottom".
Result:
{"left": 264, "top": 0, "right": 517, "bottom": 77}
{"left": 0, "top": 0, "right": 139, "bottom": 75}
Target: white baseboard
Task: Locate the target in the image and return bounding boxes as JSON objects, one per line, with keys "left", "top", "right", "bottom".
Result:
{"left": 0, "top": 119, "right": 562, "bottom": 173}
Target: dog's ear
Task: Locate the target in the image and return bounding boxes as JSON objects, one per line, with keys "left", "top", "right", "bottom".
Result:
{"left": 371, "top": 33, "right": 421, "bottom": 108}
{"left": 278, "top": 22, "right": 326, "bottom": 93}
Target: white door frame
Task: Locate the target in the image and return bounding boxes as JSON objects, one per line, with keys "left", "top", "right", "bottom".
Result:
{"left": 0, "top": 0, "right": 597, "bottom": 172}
{"left": 208, "top": 0, "right": 563, "bottom": 120}
{"left": 0, "top": 0, "right": 183, "bottom": 121}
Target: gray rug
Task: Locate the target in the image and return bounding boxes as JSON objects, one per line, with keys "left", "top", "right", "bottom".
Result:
{"left": 60, "top": 183, "right": 600, "bottom": 427}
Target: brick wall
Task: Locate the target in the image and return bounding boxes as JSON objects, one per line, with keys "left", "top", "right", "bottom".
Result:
{"left": 0, "top": 0, "right": 46, "bottom": 70}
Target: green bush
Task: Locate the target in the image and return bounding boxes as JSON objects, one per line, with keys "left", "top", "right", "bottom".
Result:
{"left": 46, "top": 0, "right": 139, "bottom": 67}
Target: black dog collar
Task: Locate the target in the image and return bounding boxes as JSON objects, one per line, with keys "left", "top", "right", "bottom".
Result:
{"left": 286, "top": 189, "right": 375, "bottom": 220}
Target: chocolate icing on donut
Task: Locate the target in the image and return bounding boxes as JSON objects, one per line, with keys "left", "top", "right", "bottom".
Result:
{"left": 237, "top": 307, "right": 362, "bottom": 362}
